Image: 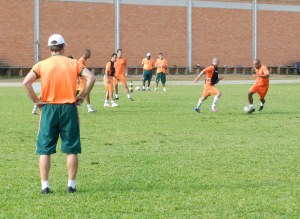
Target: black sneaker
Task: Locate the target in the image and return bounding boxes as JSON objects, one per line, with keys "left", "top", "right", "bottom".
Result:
{"left": 41, "top": 187, "right": 50, "bottom": 194}
{"left": 67, "top": 186, "right": 76, "bottom": 193}
{"left": 115, "top": 97, "right": 119, "bottom": 100}
{"left": 248, "top": 108, "right": 255, "bottom": 114}
{"left": 128, "top": 97, "right": 134, "bottom": 101}
{"left": 258, "top": 105, "right": 264, "bottom": 111}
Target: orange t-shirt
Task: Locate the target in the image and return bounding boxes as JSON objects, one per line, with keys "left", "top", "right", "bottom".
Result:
{"left": 155, "top": 59, "right": 168, "bottom": 73}
{"left": 32, "top": 55, "right": 84, "bottom": 103}
{"left": 115, "top": 57, "right": 127, "bottom": 76}
{"left": 255, "top": 65, "right": 269, "bottom": 86}
{"left": 203, "top": 65, "right": 215, "bottom": 85}
{"left": 77, "top": 57, "right": 87, "bottom": 90}
{"left": 142, "top": 58, "right": 154, "bottom": 70}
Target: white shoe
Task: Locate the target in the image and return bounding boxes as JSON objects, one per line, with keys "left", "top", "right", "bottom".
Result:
{"left": 146, "top": 87, "right": 150, "bottom": 91}
{"left": 154, "top": 88, "right": 158, "bottom": 91}
{"left": 88, "top": 106, "right": 97, "bottom": 112}
{"left": 104, "top": 103, "right": 110, "bottom": 107}
{"left": 32, "top": 107, "right": 38, "bottom": 115}
{"left": 111, "top": 102, "right": 119, "bottom": 107}
{"left": 163, "top": 87, "right": 167, "bottom": 92}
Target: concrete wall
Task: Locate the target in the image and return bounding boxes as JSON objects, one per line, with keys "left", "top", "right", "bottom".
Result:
{"left": 0, "top": 0, "right": 299, "bottom": 68}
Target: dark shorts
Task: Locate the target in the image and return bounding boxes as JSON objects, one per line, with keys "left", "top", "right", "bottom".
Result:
{"left": 156, "top": 72, "right": 166, "bottom": 84}
{"left": 36, "top": 104, "right": 81, "bottom": 155}
{"left": 143, "top": 70, "right": 153, "bottom": 81}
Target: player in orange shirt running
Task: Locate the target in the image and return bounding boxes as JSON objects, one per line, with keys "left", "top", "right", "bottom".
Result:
{"left": 194, "top": 57, "right": 224, "bottom": 113}
{"left": 141, "top": 53, "right": 155, "bottom": 91}
{"left": 104, "top": 53, "right": 119, "bottom": 107}
{"left": 113, "top": 49, "right": 133, "bottom": 101}
{"left": 246, "top": 59, "right": 270, "bottom": 114}
{"left": 78, "top": 49, "right": 97, "bottom": 113}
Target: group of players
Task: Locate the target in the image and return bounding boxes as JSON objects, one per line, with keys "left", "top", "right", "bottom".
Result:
{"left": 193, "top": 57, "right": 270, "bottom": 114}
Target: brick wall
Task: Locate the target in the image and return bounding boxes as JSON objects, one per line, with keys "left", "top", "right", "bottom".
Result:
{"left": 0, "top": 0, "right": 299, "bottom": 68}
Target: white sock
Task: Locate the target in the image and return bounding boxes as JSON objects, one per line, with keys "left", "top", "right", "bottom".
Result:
{"left": 68, "top": 180, "right": 76, "bottom": 189}
{"left": 127, "top": 94, "right": 131, "bottom": 99}
{"left": 111, "top": 100, "right": 116, "bottom": 104}
{"left": 249, "top": 104, "right": 254, "bottom": 109}
{"left": 197, "top": 99, "right": 203, "bottom": 108}
{"left": 142, "top": 86, "right": 145, "bottom": 89}
{"left": 213, "top": 96, "right": 219, "bottom": 106}
{"left": 115, "top": 94, "right": 119, "bottom": 98}
{"left": 41, "top": 180, "right": 49, "bottom": 189}
{"left": 87, "top": 104, "right": 91, "bottom": 108}
{"left": 260, "top": 102, "right": 264, "bottom": 106}
{"left": 33, "top": 105, "right": 38, "bottom": 110}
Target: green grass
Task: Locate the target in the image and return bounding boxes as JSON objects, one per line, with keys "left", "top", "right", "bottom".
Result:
{"left": 0, "top": 83, "right": 299, "bottom": 218}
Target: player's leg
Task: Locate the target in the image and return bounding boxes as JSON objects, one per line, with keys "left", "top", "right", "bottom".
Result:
{"left": 258, "top": 85, "right": 268, "bottom": 111}
{"left": 120, "top": 75, "right": 133, "bottom": 100}
{"left": 194, "top": 95, "right": 207, "bottom": 113}
{"left": 104, "top": 90, "right": 110, "bottom": 107}
{"left": 142, "top": 70, "right": 146, "bottom": 91}
{"left": 247, "top": 84, "right": 258, "bottom": 113}
{"left": 66, "top": 154, "right": 78, "bottom": 192}
{"left": 211, "top": 89, "right": 221, "bottom": 112}
{"left": 86, "top": 94, "right": 96, "bottom": 113}
{"left": 114, "top": 77, "right": 119, "bottom": 99}
{"left": 162, "top": 74, "right": 166, "bottom": 91}
{"left": 155, "top": 73, "right": 161, "bottom": 91}
{"left": 40, "top": 155, "right": 51, "bottom": 194}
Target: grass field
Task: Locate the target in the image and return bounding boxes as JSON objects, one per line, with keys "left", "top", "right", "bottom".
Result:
{"left": 0, "top": 83, "right": 299, "bottom": 218}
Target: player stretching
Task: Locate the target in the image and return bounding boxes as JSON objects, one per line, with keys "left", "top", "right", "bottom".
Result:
{"left": 194, "top": 57, "right": 223, "bottom": 113}
{"left": 113, "top": 49, "right": 133, "bottom": 101}
{"left": 247, "top": 59, "right": 270, "bottom": 114}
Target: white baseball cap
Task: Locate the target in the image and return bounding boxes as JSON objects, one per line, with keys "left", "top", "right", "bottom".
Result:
{"left": 147, "top": 53, "right": 151, "bottom": 57}
{"left": 48, "top": 34, "right": 66, "bottom": 46}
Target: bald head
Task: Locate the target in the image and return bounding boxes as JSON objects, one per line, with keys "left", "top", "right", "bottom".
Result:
{"left": 253, "top": 59, "right": 261, "bottom": 69}
{"left": 212, "top": 57, "right": 219, "bottom": 67}
{"left": 84, "top": 49, "right": 91, "bottom": 59}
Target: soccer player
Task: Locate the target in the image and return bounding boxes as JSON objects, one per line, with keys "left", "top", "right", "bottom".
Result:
{"left": 193, "top": 57, "right": 223, "bottom": 113}
{"left": 78, "top": 49, "right": 97, "bottom": 113}
{"left": 247, "top": 59, "right": 270, "bottom": 113}
{"left": 155, "top": 53, "right": 168, "bottom": 91}
{"left": 113, "top": 49, "right": 133, "bottom": 100}
{"left": 141, "top": 53, "right": 154, "bottom": 91}
{"left": 104, "top": 53, "right": 119, "bottom": 107}
{"left": 23, "top": 34, "right": 95, "bottom": 194}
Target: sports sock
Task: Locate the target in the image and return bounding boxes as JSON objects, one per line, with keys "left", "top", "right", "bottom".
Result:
{"left": 41, "top": 180, "right": 49, "bottom": 189}
{"left": 115, "top": 94, "right": 119, "bottom": 98}
{"left": 111, "top": 100, "right": 116, "bottom": 104}
{"left": 104, "top": 100, "right": 109, "bottom": 104}
{"left": 87, "top": 104, "right": 91, "bottom": 108}
{"left": 127, "top": 94, "right": 131, "bottom": 99}
{"left": 249, "top": 104, "right": 254, "bottom": 109}
{"left": 197, "top": 99, "right": 203, "bottom": 108}
{"left": 68, "top": 180, "right": 76, "bottom": 189}
{"left": 260, "top": 102, "right": 264, "bottom": 106}
{"left": 212, "top": 96, "right": 219, "bottom": 106}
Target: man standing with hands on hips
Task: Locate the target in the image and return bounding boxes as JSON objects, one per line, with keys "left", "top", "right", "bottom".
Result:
{"left": 23, "top": 34, "right": 95, "bottom": 194}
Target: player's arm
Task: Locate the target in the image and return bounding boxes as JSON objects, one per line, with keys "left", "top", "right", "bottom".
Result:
{"left": 259, "top": 68, "right": 270, "bottom": 78}
{"left": 76, "top": 68, "right": 95, "bottom": 106}
{"left": 194, "top": 70, "right": 205, "bottom": 83}
{"left": 23, "top": 71, "right": 45, "bottom": 108}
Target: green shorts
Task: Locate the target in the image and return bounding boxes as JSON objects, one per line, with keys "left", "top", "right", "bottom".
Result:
{"left": 156, "top": 72, "right": 166, "bottom": 84}
{"left": 143, "top": 70, "right": 153, "bottom": 82}
{"left": 36, "top": 104, "right": 81, "bottom": 155}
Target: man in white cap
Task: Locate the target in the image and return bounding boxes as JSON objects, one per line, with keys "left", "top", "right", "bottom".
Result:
{"left": 141, "top": 52, "right": 154, "bottom": 91}
{"left": 23, "top": 34, "right": 95, "bottom": 194}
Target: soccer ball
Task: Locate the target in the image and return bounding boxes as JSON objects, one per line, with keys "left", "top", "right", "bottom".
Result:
{"left": 135, "top": 86, "right": 140, "bottom": 91}
{"left": 243, "top": 106, "right": 250, "bottom": 113}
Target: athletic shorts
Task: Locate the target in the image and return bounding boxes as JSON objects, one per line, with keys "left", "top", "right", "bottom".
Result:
{"left": 36, "top": 104, "right": 81, "bottom": 155}
{"left": 202, "top": 84, "right": 219, "bottom": 97}
{"left": 249, "top": 84, "right": 269, "bottom": 99}
{"left": 143, "top": 70, "right": 153, "bottom": 81}
{"left": 113, "top": 74, "right": 127, "bottom": 85}
{"left": 156, "top": 72, "right": 166, "bottom": 84}
{"left": 104, "top": 75, "right": 114, "bottom": 92}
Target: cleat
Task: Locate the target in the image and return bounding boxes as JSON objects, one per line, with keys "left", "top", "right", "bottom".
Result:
{"left": 104, "top": 103, "right": 110, "bottom": 107}
{"left": 88, "top": 107, "right": 97, "bottom": 113}
{"left": 146, "top": 87, "right": 150, "bottom": 91}
{"left": 128, "top": 97, "right": 133, "bottom": 101}
{"left": 194, "top": 107, "right": 200, "bottom": 113}
{"left": 211, "top": 105, "right": 218, "bottom": 112}
{"left": 248, "top": 108, "right": 255, "bottom": 114}
{"left": 115, "top": 96, "right": 119, "bottom": 100}
{"left": 163, "top": 87, "right": 167, "bottom": 92}
{"left": 32, "top": 106, "right": 38, "bottom": 114}
{"left": 142, "top": 88, "right": 145, "bottom": 91}
{"left": 41, "top": 187, "right": 50, "bottom": 194}
{"left": 111, "top": 102, "right": 119, "bottom": 107}
{"left": 67, "top": 186, "right": 76, "bottom": 193}
{"left": 258, "top": 105, "right": 264, "bottom": 111}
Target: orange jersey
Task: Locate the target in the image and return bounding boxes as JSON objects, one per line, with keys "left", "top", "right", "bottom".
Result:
{"left": 77, "top": 57, "right": 87, "bottom": 90}
{"left": 255, "top": 65, "right": 269, "bottom": 86}
{"left": 142, "top": 58, "right": 154, "bottom": 70}
{"left": 115, "top": 57, "right": 127, "bottom": 76}
{"left": 78, "top": 57, "right": 87, "bottom": 67}
{"left": 155, "top": 59, "right": 168, "bottom": 73}
{"left": 203, "top": 65, "right": 215, "bottom": 85}
{"left": 32, "top": 55, "right": 84, "bottom": 103}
